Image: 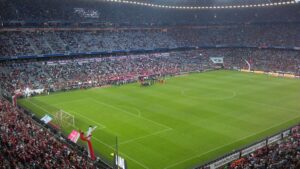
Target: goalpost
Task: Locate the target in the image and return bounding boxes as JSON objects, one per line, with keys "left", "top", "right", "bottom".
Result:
{"left": 54, "top": 110, "right": 75, "bottom": 128}
{"left": 244, "top": 59, "right": 251, "bottom": 71}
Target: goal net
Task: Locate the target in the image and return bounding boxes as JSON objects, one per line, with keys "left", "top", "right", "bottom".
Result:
{"left": 54, "top": 110, "right": 75, "bottom": 128}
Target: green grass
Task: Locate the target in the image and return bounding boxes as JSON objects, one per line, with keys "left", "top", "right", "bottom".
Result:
{"left": 18, "top": 70, "right": 300, "bottom": 169}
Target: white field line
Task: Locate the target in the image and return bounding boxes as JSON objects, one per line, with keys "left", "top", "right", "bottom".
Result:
{"left": 92, "top": 137, "right": 150, "bottom": 169}
{"left": 24, "top": 99, "right": 56, "bottom": 115}
{"left": 163, "top": 115, "right": 300, "bottom": 169}
{"left": 53, "top": 101, "right": 107, "bottom": 129}
{"left": 26, "top": 99, "right": 106, "bottom": 129}
{"left": 54, "top": 102, "right": 173, "bottom": 144}
{"left": 56, "top": 108, "right": 107, "bottom": 129}
{"left": 52, "top": 98, "right": 88, "bottom": 106}
{"left": 242, "top": 99, "right": 300, "bottom": 113}
{"left": 26, "top": 99, "right": 150, "bottom": 168}
{"left": 56, "top": 101, "right": 174, "bottom": 143}
{"left": 119, "top": 128, "right": 173, "bottom": 145}
{"left": 89, "top": 98, "right": 173, "bottom": 130}
{"left": 118, "top": 105, "right": 142, "bottom": 117}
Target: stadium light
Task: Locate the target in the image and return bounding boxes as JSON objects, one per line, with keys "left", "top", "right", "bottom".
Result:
{"left": 102, "top": 0, "right": 297, "bottom": 10}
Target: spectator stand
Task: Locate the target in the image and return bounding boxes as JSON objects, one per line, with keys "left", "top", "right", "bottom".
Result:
{"left": 194, "top": 124, "right": 300, "bottom": 169}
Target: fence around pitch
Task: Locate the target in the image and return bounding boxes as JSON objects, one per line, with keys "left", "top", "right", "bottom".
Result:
{"left": 194, "top": 123, "right": 298, "bottom": 169}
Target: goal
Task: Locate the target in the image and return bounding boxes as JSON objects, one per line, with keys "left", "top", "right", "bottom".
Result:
{"left": 54, "top": 110, "right": 75, "bottom": 128}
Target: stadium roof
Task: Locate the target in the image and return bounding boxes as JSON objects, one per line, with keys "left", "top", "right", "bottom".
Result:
{"left": 100, "top": 0, "right": 299, "bottom": 9}
{"left": 124, "top": 0, "right": 295, "bottom": 5}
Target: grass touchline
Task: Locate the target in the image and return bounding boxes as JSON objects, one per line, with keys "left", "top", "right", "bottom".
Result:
{"left": 18, "top": 70, "right": 300, "bottom": 169}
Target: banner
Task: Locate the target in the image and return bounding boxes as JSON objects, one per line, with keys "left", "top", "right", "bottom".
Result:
{"left": 41, "top": 114, "right": 53, "bottom": 124}
{"left": 240, "top": 69, "right": 251, "bottom": 72}
{"left": 115, "top": 155, "right": 127, "bottom": 169}
{"left": 282, "top": 130, "right": 291, "bottom": 138}
{"left": 68, "top": 130, "right": 80, "bottom": 143}
{"left": 283, "top": 74, "right": 296, "bottom": 78}
{"left": 253, "top": 71, "right": 264, "bottom": 74}
{"left": 268, "top": 134, "right": 282, "bottom": 144}
{"left": 294, "top": 47, "right": 300, "bottom": 50}
{"left": 209, "top": 152, "right": 239, "bottom": 169}
{"left": 210, "top": 57, "right": 224, "bottom": 64}
{"left": 24, "top": 88, "right": 44, "bottom": 96}
{"left": 241, "top": 141, "right": 266, "bottom": 156}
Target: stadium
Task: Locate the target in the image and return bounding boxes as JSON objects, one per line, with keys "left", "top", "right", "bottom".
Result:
{"left": 0, "top": 0, "right": 300, "bottom": 169}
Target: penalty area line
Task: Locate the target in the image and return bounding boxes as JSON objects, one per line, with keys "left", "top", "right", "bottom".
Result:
{"left": 53, "top": 105, "right": 106, "bottom": 129}
{"left": 52, "top": 98, "right": 89, "bottom": 106}
{"left": 26, "top": 100, "right": 149, "bottom": 169}
{"left": 24, "top": 99, "right": 57, "bottom": 115}
{"left": 89, "top": 98, "right": 173, "bottom": 130}
{"left": 118, "top": 105, "right": 142, "bottom": 117}
{"left": 119, "top": 128, "right": 173, "bottom": 145}
{"left": 25, "top": 99, "right": 148, "bottom": 168}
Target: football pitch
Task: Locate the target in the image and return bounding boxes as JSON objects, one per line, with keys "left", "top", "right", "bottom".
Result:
{"left": 18, "top": 70, "right": 300, "bottom": 169}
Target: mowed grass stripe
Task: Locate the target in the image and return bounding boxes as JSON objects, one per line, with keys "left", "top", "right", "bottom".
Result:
{"left": 18, "top": 70, "right": 300, "bottom": 169}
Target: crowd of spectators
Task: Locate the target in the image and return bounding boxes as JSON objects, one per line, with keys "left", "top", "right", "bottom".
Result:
{"left": 223, "top": 49, "right": 300, "bottom": 74}
{"left": 1, "top": 1, "right": 299, "bottom": 168}
{"left": 197, "top": 48, "right": 300, "bottom": 75}
{"left": 227, "top": 125, "right": 300, "bottom": 169}
{"left": 0, "top": 98, "right": 100, "bottom": 169}
{"left": 170, "top": 24, "right": 300, "bottom": 47}
{"left": 0, "top": 50, "right": 211, "bottom": 96}
{"left": 1, "top": 48, "right": 299, "bottom": 97}
{"left": 0, "top": 23, "right": 299, "bottom": 58}
{"left": 0, "top": 48, "right": 299, "bottom": 168}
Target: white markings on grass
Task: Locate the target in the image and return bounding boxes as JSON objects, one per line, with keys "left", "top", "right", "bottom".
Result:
{"left": 52, "top": 98, "right": 88, "bottom": 106}
{"left": 24, "top": 99, "right": 56, "bottom": 115}
{"left": 92, "top": 137, "right": 150, "bottom": 169}
{"left": 27, "top": 99, "right": 149, "bottom": 168}
{"left": 118, "top": 105, "right": 142, "bottom": 117}
{"left": 54, "top": 99, "right": 171, "bottom": 141}
{"left": 58, "top": 108, "right": 106, "bottom": 129}
{"left": 26, "top": 99, "right": 107, "bottom": 129}
{"left": 26, "top": 99, "right": 150, "bottom": 168}
{"left": 119, "top": 128, "right": 173, "bottom": 145}
{"left": 163, "top": 115, "right": 300, "bottom": 169}
{"left": 53, "top": 101, "right": 107, "bottom": 129}
{"left": 52, "top": 98, "right": 171, "bottom": 167}
{"left": 89, "top": 98, "right": 173, "bottom": 130}
{"left": 243, "top": 99, "right": 300, "bottom": 113}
